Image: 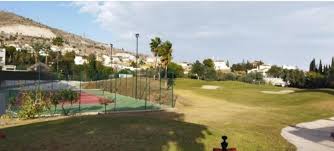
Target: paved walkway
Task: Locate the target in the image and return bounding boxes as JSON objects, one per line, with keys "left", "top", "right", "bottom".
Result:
{"left": 281, "top": 117, "right": 334, "bottom": 151}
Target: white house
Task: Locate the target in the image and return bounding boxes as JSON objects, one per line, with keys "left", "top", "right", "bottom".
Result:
{"left": 247, "top": 64, "right": 272, "bottom": 77}
{"left": 282, "top": 65, "right": 297, "bottom": 70}
{"left": 0, "top": 48, "right": 5, "bottom": 67}
{"left": 23, "top": 44, "right": 33, "bottom": 53}
{"left": 264, "top": 77, "right": 287, "bottom": 87}
{"left": 51, "top": 45, "right": 60, "bottom": 52}
{"left": 146, "top": 56, "right": 158, "bottom": 65}
{"left": 74, "top": 56, "right": 87, "bottom": 65}
{"left": 214, "top": 60, "right": 230, "bottom": 71}
{"left": 114, "top": 53, "right": 136, "bottom": 61}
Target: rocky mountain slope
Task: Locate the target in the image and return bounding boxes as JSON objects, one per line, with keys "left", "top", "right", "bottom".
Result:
{"left": 0, "top": 11, "right": 130, "bottom": 56}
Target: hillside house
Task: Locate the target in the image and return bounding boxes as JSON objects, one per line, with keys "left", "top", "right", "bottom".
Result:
{"left": 74, "top": 56, "right": 87, "bottom": 65}
{"left": 247, "top": 64, "right": 272, "bottom": 77}
{"left": 114, "top": 53, "right": 136, "bottom": 62}
{"left": 214, "top": 60, "right": 230, "bottom": 71}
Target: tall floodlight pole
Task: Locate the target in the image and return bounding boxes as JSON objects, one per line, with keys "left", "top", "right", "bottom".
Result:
{"left": 135, "top": 33, "right": 139, "bottom": 100}
{"left": 110, "top": 43, "right": 117, "bottom": 111}
{"left": 110, "top": 43, "right": 113, "bottom": 91}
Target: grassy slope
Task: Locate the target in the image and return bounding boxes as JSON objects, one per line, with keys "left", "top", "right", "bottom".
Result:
{"left": 0, "top": 112, "right": 220, "bottom": 151}
{"left": 174, "top": 79, "right": 334, "bottom": 151}
{"left": 1, "top": 79, "right": 334, "bottom": 151}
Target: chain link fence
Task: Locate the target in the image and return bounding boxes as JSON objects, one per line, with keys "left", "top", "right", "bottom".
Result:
{"left": 0, "top": 69, "right": 175, "bottom": 117}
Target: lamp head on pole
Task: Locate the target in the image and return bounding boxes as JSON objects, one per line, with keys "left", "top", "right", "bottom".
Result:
{"left": 135, "top": 33, "right": 139, "bottom": 38}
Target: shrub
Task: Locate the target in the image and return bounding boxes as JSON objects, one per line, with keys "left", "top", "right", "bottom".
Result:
{"left": 60, "top": 89, "right": 79, "bottom": 116}
{"left": 217, "top": 72, "right": 237, "bottom": 81}
{"left": 17, "top": 90, "right": 51, "bottom": 119}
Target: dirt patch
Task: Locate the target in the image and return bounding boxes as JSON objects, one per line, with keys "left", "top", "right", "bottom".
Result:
{"left": 201, "top": 85, "right": 221, "bottom": 90}
{"left": 261, "top": 90, "right": 294, "bottom": 94}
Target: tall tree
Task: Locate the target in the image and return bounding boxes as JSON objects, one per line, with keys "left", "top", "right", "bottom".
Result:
{"left": 5, "top": 46, "right": 16, "bottom": 64}
{"left": 319, "top": 60, "right": 323, "bottom": 74}
{"left": 32, "top": 41, "right": 45, "bottom": 64}
{"left": 87, "top": 54, "right": 98, "bottom": 80}
{"left": 149, "top": 37, "right": 162, "bottom": 75}
{"left": 309, "top": 58, "right": 317, "bottom": 72}
{"left": 190, "top": 60, "right": 204, "bottom": 80}
{"left": 158, "top": 41, "right": 173, "bottom": 86}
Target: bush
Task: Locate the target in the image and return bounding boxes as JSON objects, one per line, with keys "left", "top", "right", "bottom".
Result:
{"left": 240, "top": 72, "right": 264, "bottom": 84}
{"left": 18, "top": 90, "right": 51, "bottom": 119}
{"left": 60, "top": 89, "right": 79, "bottom": 116}
{"left": 217, "top": 72, "right": 237, "bottom": 81}
{"left": 305, "top": 72, "right": 327, "bottom": 88}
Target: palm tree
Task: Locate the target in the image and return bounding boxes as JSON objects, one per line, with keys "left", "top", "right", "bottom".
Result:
{"left": 149, "top": 37, "right": 161, "bottom": 79}
{"left": 158, "top": 41, "right": 173, "bottom": 87}
{"left": 32, "top": 42, "right": 44, "bottom": 64}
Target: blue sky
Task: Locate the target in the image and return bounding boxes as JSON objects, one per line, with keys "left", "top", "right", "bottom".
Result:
{"left": 1, "top": 1, "right": 334, "bottom": 69}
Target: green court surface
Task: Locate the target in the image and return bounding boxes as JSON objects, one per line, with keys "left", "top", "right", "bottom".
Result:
{"left": 2, "top": 88, "right": 162, "bottom": 115}
{"left": 80, "top": 89, "right": 161, "bottom": 111}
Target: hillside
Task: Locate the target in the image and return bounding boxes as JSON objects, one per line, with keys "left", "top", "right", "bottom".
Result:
{"left": 0, "top": 11, "right": 130, "bottom": 56}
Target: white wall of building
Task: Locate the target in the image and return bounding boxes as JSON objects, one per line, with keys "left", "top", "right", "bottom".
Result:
{"left": 0, "top": 48, "right": 5, "bottom": 67}
{"left": 74, "top": 56, "right": 87, "bottom": 65}
{"left": 214, "top": 61, "right": 230, "bottom": 70}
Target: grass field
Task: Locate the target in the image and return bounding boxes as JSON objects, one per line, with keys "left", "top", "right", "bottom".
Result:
{"left": 1, "top": 79, "right": 334, "bottom": 151}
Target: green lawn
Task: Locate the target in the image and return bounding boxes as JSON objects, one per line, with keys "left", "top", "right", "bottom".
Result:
{"left": 173, "top": 79, "right": 334, "bottom": 151}
{"left": 1, "top": 79, "right": 334, "bottom": 151}
{"left": 0, "top": 112, "right": 221, "bottom": 151}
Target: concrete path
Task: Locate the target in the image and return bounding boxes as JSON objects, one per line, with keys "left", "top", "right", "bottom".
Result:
{"left": 281, "top": 117, "right": 334, "bottom": 151}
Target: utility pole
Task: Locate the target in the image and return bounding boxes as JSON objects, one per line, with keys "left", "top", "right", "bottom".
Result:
{"left": 135, "top": 33, "right": 139, "bottom": 100}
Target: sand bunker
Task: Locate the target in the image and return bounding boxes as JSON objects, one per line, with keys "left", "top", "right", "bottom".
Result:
{"left": 201, "top": 85, "right": 220, "bottom": 90}
{"left": 261, "top": 90, "right": 294, "bottom": 94}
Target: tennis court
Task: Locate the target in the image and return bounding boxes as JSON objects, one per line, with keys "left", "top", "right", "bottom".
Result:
{"left": 2, "top": 88, "right": 162, "bottom": 116}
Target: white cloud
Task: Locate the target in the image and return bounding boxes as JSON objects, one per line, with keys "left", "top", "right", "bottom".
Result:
{"left": 72, "top": 2, "right": 334, "bottom": 69}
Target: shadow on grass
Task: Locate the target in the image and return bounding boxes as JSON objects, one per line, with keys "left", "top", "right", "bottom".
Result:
{"left": 0, "top": 111, "right": 215, "bottom": 151}
{"left": 294, "top": 89, "right": 334, "bottom": 96}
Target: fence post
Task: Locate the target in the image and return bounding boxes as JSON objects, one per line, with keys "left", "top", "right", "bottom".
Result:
{"left": 79, "top": 71, "right": 82, "bottom": 113}
{"left": 159, "top": 71, "right": 162, "bottom": 104}
{"left": 0, "top": 93, "right": 5, "bottom": 116}
{"left": 171, "top": 72, "right": 174, "bottom": 108}
{"left": 125, "top": 75, "right": 128, "bottom": 96}
{"left": 145, "top": 70, "right": 148, "bottom": 110}
{"left": 148, "top": 71, "right": 151, "bottom": 105}
{"left": 114, "top": 74, "right": 117, "bottom": 111}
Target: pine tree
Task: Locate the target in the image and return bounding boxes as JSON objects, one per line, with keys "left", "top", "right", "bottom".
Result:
{"left": 324, "top": 65, "right": 328, "bottom": 75}
{"left": 319, "top": 60, "right": 323, "bottom": 74}
{"left": 226, "top": 60, "right": 230, "bottom": 67}
{"left": 309, "top": 58, "right": 317, "bottom": 72}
